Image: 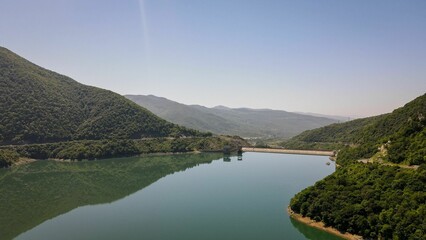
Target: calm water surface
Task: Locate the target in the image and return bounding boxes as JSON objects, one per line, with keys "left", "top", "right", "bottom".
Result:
{"left": 0, "top": 152, "right": 342, "bottom": 240}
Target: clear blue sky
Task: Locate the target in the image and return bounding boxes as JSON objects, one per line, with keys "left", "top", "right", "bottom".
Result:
{"left": 1, "top": 0, "right": 425, "bottom": 117}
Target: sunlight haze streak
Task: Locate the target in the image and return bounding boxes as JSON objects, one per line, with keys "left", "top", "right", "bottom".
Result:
{"left": 138, "top": 0, "right": 150, "bottom": 59}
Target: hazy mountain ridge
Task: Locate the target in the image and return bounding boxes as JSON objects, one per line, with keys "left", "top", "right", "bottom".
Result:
{"left": 125, "top": 94, "right": 339, "bottom": 139}
{"left": 294, "top": 112, "right": 354, "bottom": 122}
{"left": 0, "top": 47, "right": 204, "bottom": 145}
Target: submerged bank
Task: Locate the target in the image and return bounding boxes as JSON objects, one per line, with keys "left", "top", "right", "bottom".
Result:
{"left": 287, "top": 207, "right": 363, "bottom": 240}
{"left": 242, "top": 147, "right": 334, "bottom": 156}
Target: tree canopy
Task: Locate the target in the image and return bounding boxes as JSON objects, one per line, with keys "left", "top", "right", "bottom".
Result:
{"left": 288, "top": 93, "right": 426, "bottom": 239}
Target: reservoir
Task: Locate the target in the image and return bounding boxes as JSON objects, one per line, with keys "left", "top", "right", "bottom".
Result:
{"left": 0, "top": 152, "right": 341, "bottom": 240}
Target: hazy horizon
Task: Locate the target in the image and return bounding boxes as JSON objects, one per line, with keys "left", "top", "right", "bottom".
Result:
{"left": 126, "top": 93, "right": 370, "bottom": 119}
{"left": 1, "top": 0, "right": 425, "bottom": 117}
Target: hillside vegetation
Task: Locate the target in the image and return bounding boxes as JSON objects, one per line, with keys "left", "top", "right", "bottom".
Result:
{"left": 283, "top": 94, "right": 426, "bottom": 165}
{"left": 291, "top": 164, "right": 425, "bottom": 239}
{"left": 0, "top": 135, "right": 246, "bottom": 166}
{"left": 285, "top": 93, "right": 425, "bottom": 145}
{"left": 289, "top": 94, "right": 426, "bottom": 239}
{"left": 125, "top": 94, "right": 339, "bottom": 139}
{"left": 0, "top": 47, "right": 207, "bottom": 145}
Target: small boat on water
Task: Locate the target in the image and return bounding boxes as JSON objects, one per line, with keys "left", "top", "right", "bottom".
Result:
{"left": 326, "top": 162, "right": 331, "bottom": 165}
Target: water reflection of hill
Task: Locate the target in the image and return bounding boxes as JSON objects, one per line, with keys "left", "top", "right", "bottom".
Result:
{"left": 0, "top": 153, "right": 221, "bottom": 240}
{"left": 290, "top": 218, "right": 343, "bottom": 240}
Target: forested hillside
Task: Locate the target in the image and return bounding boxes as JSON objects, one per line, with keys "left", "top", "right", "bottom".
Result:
{"left": 283, "top": 94, "right": 426, "bottom": 165}
{"left": 285, "top": 94, "right": 425, "bottom": 144}
{"left": 0, "top": 47, "right": 205, "bottom": 145}
{"left": 290, "top": 164, "right": 425, "bottom": 239}
{"left": 289, "top": 94, "right": 426, "bottom": 239}
{"left": 125, "top": 94, "right": 338, "bottom": 139}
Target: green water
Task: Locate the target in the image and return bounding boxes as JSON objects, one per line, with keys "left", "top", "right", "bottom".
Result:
{"left": 0, "top": 152, "right": 342, "bottom": 240}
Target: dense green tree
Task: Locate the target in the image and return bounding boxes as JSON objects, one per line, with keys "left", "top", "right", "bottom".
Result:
{"left": 290, "top": 164, "right": 426, "bottom": 239}
{"left": 0, "top": 149, "right": 19, "bottom": 167}
{"left": 288, "top": 93, "right": 426, "bottom": 239}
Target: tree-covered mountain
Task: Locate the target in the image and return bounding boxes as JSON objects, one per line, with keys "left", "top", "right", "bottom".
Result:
{"left": 125, "top": 94, "right": 338, "bottom": 139}
{"left": 291, "top": 93, "right": 425, "bottom": 144}
{"left": 282, "top": 94, "right": 426, "bottom": 164}
{"left": 289, "top": 94, "right": 426, "bottom": 239}
{"left": 290, "top": 163, "right": 426, "bottom": 239}
{"left": 0, "top": 47, "right": 208, "bottom": 145}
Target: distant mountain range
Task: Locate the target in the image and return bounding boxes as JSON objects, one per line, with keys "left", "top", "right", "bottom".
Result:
{"left": 0, "top": 47, "right": 204, "bottom": 145}
{"left": 125, "top": 95, "right": 339, "bottom": 139}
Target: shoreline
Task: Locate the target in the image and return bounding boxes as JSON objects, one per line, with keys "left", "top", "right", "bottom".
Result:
{"left": 50, "top": 151, "right": 204, "bottom": 162}
{"left": 242, "top": 147, "right": 334, "bottom": 156}
{"left": 8, "top": 150, "right": 218, "bottom": 167}
{"left": 287, "top": 206, "right": 363, "bottom": 240}
{"left": 12, "top": 158, "right": 36, "bottom": 167}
